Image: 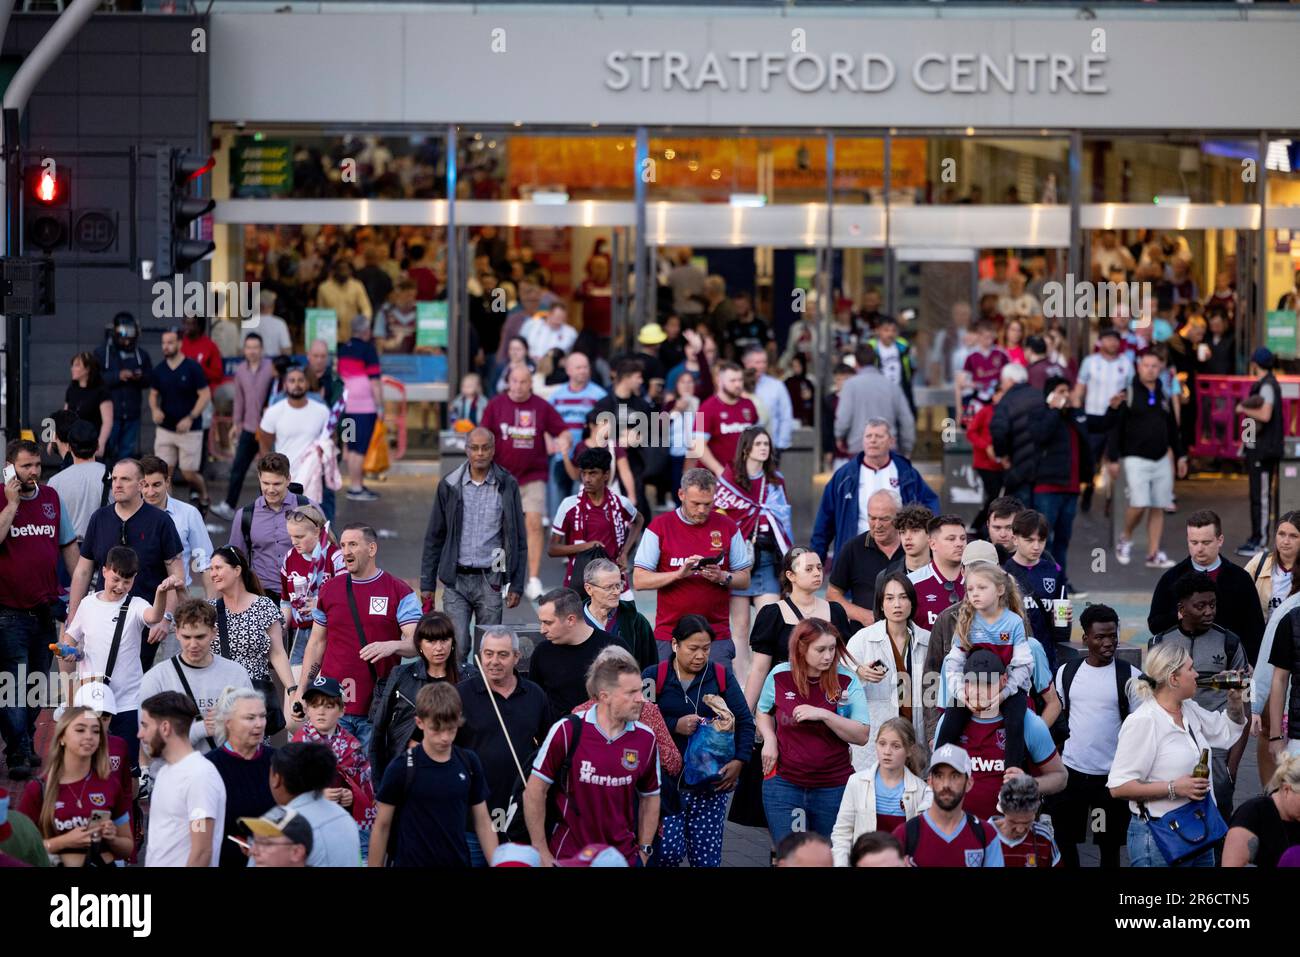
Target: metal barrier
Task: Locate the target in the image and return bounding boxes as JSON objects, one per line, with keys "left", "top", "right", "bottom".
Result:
{"left": 1189, "top": 375, "right": 1300, "bottom": 460}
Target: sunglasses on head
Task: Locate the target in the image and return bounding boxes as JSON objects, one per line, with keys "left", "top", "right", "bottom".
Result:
{"left": 287, "top": 509, "right": 322, "bottom": 528}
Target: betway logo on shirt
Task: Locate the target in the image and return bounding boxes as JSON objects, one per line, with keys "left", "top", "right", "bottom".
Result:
{"left": 577, "top": 759, "right": 633, "bottom": 787}
{"left": 717, "top": 420, "right": 751, "bottom": 435}
{"left": 970, "top": 756, "right": 1005, "bottom": 773}
{"left": 8, "top": 523, "right": 55, "bottom": 538}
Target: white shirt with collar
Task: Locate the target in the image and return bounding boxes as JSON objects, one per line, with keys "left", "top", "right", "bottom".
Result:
{"left": 856, "top": 458, "right": 899, "bottom": 536}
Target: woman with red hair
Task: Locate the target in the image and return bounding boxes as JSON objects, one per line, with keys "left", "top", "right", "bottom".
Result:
{"left": 756, "top": 618, "right": 871, "bottom": 845}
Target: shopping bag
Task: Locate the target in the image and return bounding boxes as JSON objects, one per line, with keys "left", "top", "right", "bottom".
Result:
{"left": 364, "top": 419, "right": 390, "bottom": 475}
{"left": 682, "top": 720, "right": 736, "bottom": 787}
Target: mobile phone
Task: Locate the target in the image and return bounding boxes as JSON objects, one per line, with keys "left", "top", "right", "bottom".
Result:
{"left": 3, "top": 464, "right": 14, "bottom": 485}
{"left": 696, "top": 554, "right": 723, "bottom": 567}
{"left": 871, "top": 660, "right": 886, "bottom": 670}
{"left": 89, "top": 810, "right": 111, "bottom": 825}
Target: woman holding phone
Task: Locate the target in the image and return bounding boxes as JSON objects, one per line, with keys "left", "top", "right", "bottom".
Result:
{"left": 17, "top": 707, "right": 133, "bottom": 866}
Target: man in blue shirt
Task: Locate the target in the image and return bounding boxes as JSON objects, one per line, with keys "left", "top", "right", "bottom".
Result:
{"left": 148, "top": 328, "right": 212, "bottom": 512}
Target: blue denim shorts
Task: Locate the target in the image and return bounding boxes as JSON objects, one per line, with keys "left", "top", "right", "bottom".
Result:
{"left": 734, "top": 547, "right": 780, "bottom": 598}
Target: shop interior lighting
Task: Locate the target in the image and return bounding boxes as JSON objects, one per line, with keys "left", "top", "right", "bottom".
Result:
{"left": 1266, "top": 140, "right": 1293, "bottom": 173}
{"left": 729, "top": 193, "right": 766, "bottom": 208}
{"left": 1152, "top": 195, "right": 1190, "bottom": 206}
{"left": 531, "top": 190, "right": 570, "bottom": 205}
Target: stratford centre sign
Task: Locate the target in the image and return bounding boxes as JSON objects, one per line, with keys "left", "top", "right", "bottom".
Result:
{"left": 210, "top": 9, "right": 1300, "bottom": 129}
{"left": 603, "top": 51, "right": 1108, "bottom": 96}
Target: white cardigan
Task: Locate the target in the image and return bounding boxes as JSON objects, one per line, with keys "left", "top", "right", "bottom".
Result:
{"left": 844, "top": 619, "right": 931, "bottom": 770}
{"left": 831, "top": 762, "right": 933, "bottom": 867}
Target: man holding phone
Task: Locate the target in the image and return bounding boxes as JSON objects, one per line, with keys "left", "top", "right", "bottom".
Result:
{"left": 633, "top": 468, "right": 752, "bottom": 663}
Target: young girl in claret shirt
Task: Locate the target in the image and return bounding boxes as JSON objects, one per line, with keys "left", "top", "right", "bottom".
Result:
{"left": 935, "top": 564, "right": 1034, "bottom": 773}
{"left": 279, "top": 504, "right": 345, "bottom": 683}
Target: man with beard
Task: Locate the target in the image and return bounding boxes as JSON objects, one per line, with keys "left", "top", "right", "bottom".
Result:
{"left": 1147, "top": 573, "right": 1250, "bottom": 820}
{"left": 257, "top": 366, "right": 331, "bottom": 488}
{"left": 894, "top": 744, "right": 1004, "bottom": 867}
{"left": 694, "top": 363, "right": 758, "bottom": 477}
{"left": 139, "top": 691, "right": 226, "bottom": 867}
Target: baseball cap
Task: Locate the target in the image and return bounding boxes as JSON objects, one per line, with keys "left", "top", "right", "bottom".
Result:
{"left": 239, "top": 806, "right": 314, "bottom": 853}
{"left": 926, "top": 744, "right": 972, "bottom": 777}
{"left": 0, "top": 788, "right": 12, "bottom": 841}
{"left": 1252, "top": 347, "right": 1276, "bottom": 370}
{"left": 961, "top": 540, "right": 1000, "bottom": 567}
{"left": 302, "top": 675, "right": 344, "bottom": 701}
{"left": 637, "top": 323, "right": 667, "bottom": 346}
{"left": 73, "top": 681, "right": 118, "bottom": 717}
{"left": 492, "top": 843, "right": 542, "bottom": 868}
{"left": 964, "top": 648, "right": 1008, "bottom": 678}
{"left": 559, "top": 843, "right": 628, "bottom": 867}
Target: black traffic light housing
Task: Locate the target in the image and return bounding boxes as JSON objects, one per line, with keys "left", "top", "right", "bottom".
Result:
{"left": 24, "top": 162, "right": 70, "bottom": 254}
{"left": 156, "top": 147, "right": 215, "bottom": 276}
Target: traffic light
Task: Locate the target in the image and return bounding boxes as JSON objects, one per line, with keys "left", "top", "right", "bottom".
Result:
{"left": 156, "top": 147, "right": 215, "bottom": 276}
{"left": 24, "top": 162, "right": 70, "bottom": 253}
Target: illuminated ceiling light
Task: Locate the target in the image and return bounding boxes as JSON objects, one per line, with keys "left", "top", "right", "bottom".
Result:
{"left": 487, "top": 140, "right": 497, "bottom": 149}
{"left": 590, "top": 122, "right": 599, "bottom": 128}
{"left": 474, "top": 133, "right": 483, "bottom": 141}
{"left": 710, "top": 169, "right": 722, "bottom": 181}
{"left": 513, "top": 120, "right": 523, "bottom": 127}
{"left": 730, "top": 193, "right": 766, "bottom": 208}
{"left": 687, "top": 159, "right": 699, "bottom": 172}
{"left": 965, "top": 127, "right": 976, "bottom": 136}
{"left": 664, "top": 148, "right": 676, "bottom": 160}
{"left": 616, "top": 143, "right": 625, "bottom": 151}
{"left": 532, "top": 190, "right": 570, "bottom": 205}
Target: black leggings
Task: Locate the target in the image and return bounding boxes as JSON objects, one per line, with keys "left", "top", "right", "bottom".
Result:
{"left": 935, "top": 689, "right": 1028, "bottom": 771}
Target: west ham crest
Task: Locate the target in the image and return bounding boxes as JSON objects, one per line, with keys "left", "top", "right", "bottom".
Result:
{"left": 709, "top": 530, "right": 723, "bottom": 550}
{"left": 42, "top": 503, "right": 56, "bottom": 520}
{"left": 621, "top": 748, "right": 639, "bottom": 770}
{"left": 1043, "top": 578, "right": 1056, "bottom": 593}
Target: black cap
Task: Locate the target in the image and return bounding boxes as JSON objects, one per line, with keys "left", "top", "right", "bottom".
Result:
{"left": 302, "top": 675, "right": 344, "bottom": 701}
{"left": 964, "top": 648, "right": 1007, "bottom": 678}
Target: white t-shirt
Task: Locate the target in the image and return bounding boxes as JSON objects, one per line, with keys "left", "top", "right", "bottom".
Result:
{"left": 857, "top": 460, "right": 900, "bottom": 536}
{"left": 68, "top": 593, "right": 151, "bottom": 711}
{"left": 876, "top": 342, "right": 903, "bottom": 385}
{"left": 1056, "top": 660, "right": 1138, "bottom": 776}
{"left": 145, "top": 750, "right": 226, "bottom": 867}
{"left": 259, "top": 400, "right": 331, "bottom": 481}
{"left": 251, "top": 314, "right": 293, "bottom": 357}
{"left": 520, "top": 317, "right": 578, "bottom": 361}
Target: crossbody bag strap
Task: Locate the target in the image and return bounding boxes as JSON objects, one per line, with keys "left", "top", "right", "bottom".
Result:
{"left": 782, "top": 597, "right": 805, "bottom": 621}
{"left": 345, "top": 576, "right": 379, "bottom": 684}
{"left": 171, "top": 657, "right": 218, "bottom": 751}
{"left": 101, "top": 597, "right": 133, "bottom": 687}
{"left": 215, "top": 599, "right": 232, "bottom": 661}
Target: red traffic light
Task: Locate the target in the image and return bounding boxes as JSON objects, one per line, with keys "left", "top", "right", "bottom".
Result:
{"left": 34, "top": 168, "right": 58, "bottom": 204}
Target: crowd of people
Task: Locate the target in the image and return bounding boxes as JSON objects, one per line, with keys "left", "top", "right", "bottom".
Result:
{"left": 1, "top": 220, "right": 1298, "bottom": 871}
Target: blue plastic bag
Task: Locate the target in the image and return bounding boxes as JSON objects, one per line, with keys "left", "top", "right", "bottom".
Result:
{"left": 682, "top": 720, "right": 736, "bottom": 787}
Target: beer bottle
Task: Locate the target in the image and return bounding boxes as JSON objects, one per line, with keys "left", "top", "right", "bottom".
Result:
{"left": 1192, "top": 749, "right": 1210, "bottom": 779}
{"left": 1195, "top": 672, "right": 1249, "bottom": 691}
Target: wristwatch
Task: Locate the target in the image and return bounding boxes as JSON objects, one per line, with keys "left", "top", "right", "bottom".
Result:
{"left": 163, "top": 612, "right": 175, "bottom": 622}
{"left": 722, "top": 572, "right": 733, "bottom": 588}
{"left": 639, "top": 843, "right": 654, "bottom": 857}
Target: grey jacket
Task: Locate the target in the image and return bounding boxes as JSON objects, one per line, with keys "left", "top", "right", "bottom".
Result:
{"left": 834, "top": 366, "right": 916, "bottom": 456}
{"left": 420, "top": 461, "right": 526, "bottom": 598}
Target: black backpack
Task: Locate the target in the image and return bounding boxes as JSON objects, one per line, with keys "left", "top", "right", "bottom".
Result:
{"left": 1055, "top": 656, "right": 1136, "bottom": 749}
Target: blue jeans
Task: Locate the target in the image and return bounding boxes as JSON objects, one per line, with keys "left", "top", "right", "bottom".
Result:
{"left": 761, "top": 774, "right": 845, "bottom": 845}
{"left": 0, "top": 607, "right": 55, "bottom": 761}
{"left": 654, "top": 788, "right": 731, "bottom": 868}
{"left": 1033, "top": 491, "right": 1078, "bottom": 579}
{"left": 1126, "top": 814, "right": 1215, "bottom": 868}
{"left": 224, "top": 430, "right": 260, "bottom": 509}
{"left": 106, "top": 417, "right": 142, "bottom": 466}
{"left": 338, "top": 714, "right": 374, "bottom": 755}
{"left": 465, "top": 830, "right": 489, "bottom": 868}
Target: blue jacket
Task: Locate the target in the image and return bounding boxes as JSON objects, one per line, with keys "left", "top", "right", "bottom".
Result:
{"left": 812, "top": 451, "right": 940, "bottom": 561}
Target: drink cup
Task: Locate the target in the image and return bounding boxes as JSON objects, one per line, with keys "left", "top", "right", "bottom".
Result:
{"left": 1053, "top": 599, "right": 1071, "bottom": 628}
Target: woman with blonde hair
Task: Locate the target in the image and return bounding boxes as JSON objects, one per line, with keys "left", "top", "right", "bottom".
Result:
{"left": 1108, "top": 642, "right": 1250, "bottom": 867}
{"left": 205, "top": 686, "right": 275, "bottom": 868}
{"left": 830, "top": 717, "right": 932, "bottom": 866}
{"left": 1222, "top": 753, "right": 1300, "bottom": 867}
{"left": 16, "top": 706, "right": 133, "bottom": 866}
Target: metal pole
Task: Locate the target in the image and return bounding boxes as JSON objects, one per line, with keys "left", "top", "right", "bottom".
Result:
{"left": 634, "top": 127, "right": 649, "bottom": 335}
{"left": 883, "top": 132, "right": 893, "bottom": 316}
{"left": 1256, "top": 131, "right": 1269, "bottom": 356}
{"left": 445, "top": 124, "right": 461, "bottom": 390}
{"left": 1068, "top": 130, "right": 1084, "bottom": 360}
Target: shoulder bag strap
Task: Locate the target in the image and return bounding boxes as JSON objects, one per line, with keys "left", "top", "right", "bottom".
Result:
{"left": 171, "top": 657, "right": 218, "bottom": 751}
{"left": 1060, "top": 658, "right": 1085, "bottom": 724}
{"left": 782, "top": 596, "right": 805, "bottom": 621}
{"left": 345, "top": 576, "right": 379, "bottom": 684}
{"left": 241, "top": 506, "right": 255, "bottom": 567}
{"left": 215, "top": 599, "right": 232, "bottom": 661}
{"left": 102, "top": 597, "right": 132, "bottom": 687}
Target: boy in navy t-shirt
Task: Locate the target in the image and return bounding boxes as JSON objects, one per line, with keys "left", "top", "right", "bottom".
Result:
{"left": 1004, "top": 509, "right": 1071, "bottom": 674}
{"left": 370, "top": 683, "right": 498, "bottom": 868}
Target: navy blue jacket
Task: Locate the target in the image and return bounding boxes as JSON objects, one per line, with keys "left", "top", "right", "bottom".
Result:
{"left": 812, "top": 451, "right": 940, "bottom": 561}
{"left": 1030, "top": 405, "right": 1097, "bottom": 489}
{"left": 644, "top": 659, "right": 754, "bottom": 789}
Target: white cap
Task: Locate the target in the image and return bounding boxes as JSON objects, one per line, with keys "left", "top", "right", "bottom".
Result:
{"left": 73, "top": 681, "right": 118, "bottom": 716}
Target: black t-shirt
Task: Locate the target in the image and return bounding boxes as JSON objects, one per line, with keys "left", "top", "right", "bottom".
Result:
{"left": 828, "top": 532, "right": 902, "bottom": 614}
{"left": 81, "top": 502, "right": 184, "bottom": 599}
{"left": 375, "top": 745, "right": 488, "bottom": 868}
{"left": 150, "top": 357, "right": 207, "bottom": 429}
{"left": 1227, "top": 796, "right": 1300, "bottom": 868}
{"left": 205, "top": 745, "right": 276, "bottom": 869}
{"left": 65, "top": 381, "right": 111, "bottom": 429}
{"left": 526, "top": 627, "right": 617, "bottom": 718}
{"left": 455, "top": 673, "right": 552, "bottom": 841}
{"left": 1268, "top": 614, "right": 1297, "bottom": 673}
{"left": 749, "top": 600, "right": 852, "bottom": 667}
{"left": 724, "top": 318, "right": 774, "bottom": 355}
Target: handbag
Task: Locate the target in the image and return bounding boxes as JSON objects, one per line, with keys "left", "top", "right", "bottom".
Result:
{"left": 1139, "top": 725, "right": 1228, "bottom": 865}
{"left": 216, "top": 599, "right": 286, "bottom": 736}
{"left": 363, "top": 420, "right": 390, "bottom": 475}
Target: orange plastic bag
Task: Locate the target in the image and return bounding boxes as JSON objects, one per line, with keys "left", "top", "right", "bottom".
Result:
{"left": 363, "top": 419, "right": 390, "bottom": 475}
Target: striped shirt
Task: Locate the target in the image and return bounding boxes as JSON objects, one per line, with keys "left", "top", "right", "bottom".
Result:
{"left": 458, "top": 470, "right": 504, "bottom": 569}
{"left": 550, "top": 382, "right": 607, "bottom": 444}
{"left": 1077, "top": 352, "right": 1134, "bottom": 417}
